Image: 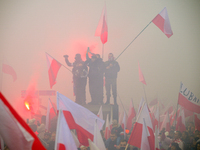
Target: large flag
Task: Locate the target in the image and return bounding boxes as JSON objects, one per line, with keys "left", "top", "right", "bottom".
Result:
{"left": 128, "top": 100, "right": 155, "bottom": 150}
{"left": 127, "top": 99, "right": 136, "bottom": 130}
{"left": 45, "top": 99, "right": 57, "bottom": 131}
{"left": 141, "top": 118, "right": 150, "bottom": 150}
{"left": 46, "top": 53, "right": 62, "bottom": 89}
{"left": 57, "top": 92, "right": 105, "bottom": 146}
{"left": 104, "top": 114, "right": 111, "bottom": 140}
{"left": 178, "top": 82, "right": 200, "bottom": 113}
{"left": 55, "top": 110, "right": 77, "bottom": 150}
{"left": 176, "top": 107, "right": 186, "bottom": 132}
{"left": 95, "top": 5, "right": 108, "bottom": 44}
{"left": 97, "top": 105, "right": 103, "bottom": 120}
{"left": 2, "top": 63, "right": 17, "bottom": 82}
{"left": 138, "top": 62, "right": 146, "bottom": 85}
{"left": 152, "top": 7, "right": 173, "bottom": 38}
{"left": 0, "top": 92, "right": 45, "bottom": 150}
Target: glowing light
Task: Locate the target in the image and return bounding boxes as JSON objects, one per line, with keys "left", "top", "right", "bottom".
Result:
{"left": 25, "top": 102, "right": 30, "bottom": 110}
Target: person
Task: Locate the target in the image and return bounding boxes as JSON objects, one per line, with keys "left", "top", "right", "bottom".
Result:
{"left": 64, "top": 53, "right": 88, "bottom": 105}
{"left": 85, "top": 48, "right": 105, "bottom": 104}
{"left": 169, "top": 142, "right": 181, "bottom": 150}
{"left": 105, "top": 131, "right": 121, "bottom": 150}
{"left": 118, "top": 139, "right": 130, "bottom": 150}
{"left": 104, "top": 53, "right": 120, "bottom": 105}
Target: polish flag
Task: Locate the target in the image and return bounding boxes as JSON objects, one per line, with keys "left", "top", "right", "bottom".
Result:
{"left": 141, "top": 118, "right": 150, "bottom": 150}
{"left": 137, "top": 97, "right": 145, "bottom": 119}
{"left": 55, "top": 110, "right": 77, "bottom": 150}
{"left": 2, "top": 63, "right": 17, "bottom": 82}
{"left": 138, "top": 62, "right": 146, "bottom": 85}
{"left": 164, "top": 106, "right": 173, "bottom": 115}
{"left": 195, "top": 114, "right": 200, "bottom": 131}
{"left": 127, "top": 99, "right": 136, "bottom": 130}
{"left": 104, "top": 114, "right": 111, "bottom": 140}
{"left": 97, "top": 105, "right": 103, "bottom": 120}
{"left": 176, "top": 107, "right": 186, "bottom": 132}
{"left": 109, "top": 113, "right": 113, "bottom": 131}
{"left": 155, "top": 126, "right": 160, "bottom": 150}
{"left": 118, "top": 110, "right": 124, "bottom": 126}
{"left": 121, "top": 111, "right": 128, "bottom": 139}
{"left": 57, "top": 92, "right": 105, "bottom": 146}
{"left": 160, "top": 111, "right": 170, "bottom": 132}
{"left": 93, "top": 119, "right": 106, "bottom": 150}
{"left": 0, "top": 92, "right": 45, "bottom": 150}
{"left": 95, "top": 5, "right": 108, "bottom": 44}
{"left": 46, "top": 53, "right": 62, "bottom": 89}
{"left": 153, "top": 106, "right": 160, "bottom": 131}
{"left": 45, "top": 99, "right": 57, "bottom": 131}
{"left": 128, "top": 100, "right": 155, "bottom": 150}
{"left": 70, "top": 131, "right": 80, "bottom": 148}
{"left": 152, "top": 7, "right": 173, "bottom": 38}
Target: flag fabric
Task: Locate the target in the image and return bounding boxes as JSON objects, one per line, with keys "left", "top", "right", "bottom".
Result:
{"left": 138, "top": 62, "right": 146, "bottom": 85}
{"left": 55, "top": 110, "right": 77, "bottom": 150}
{"left": 118, "top": 110, "right": 124, "bottom": 127}
{"left": 137, "top": 97, "right": 145, "bottom": 118}
{"left": 97, "top": 105, "right": 103, "bottom": 120}
{"left": 160, "top": 111, "right": 170, "bottom": 132}
{"left": 109, "top": 112, "right": 113, "bottom": 131}
{"left": 195, "top": 114, "right": 200, "bottom": 131}
{"left": 176, "top": 107, "right": 186, "bottom": 132}
{"left": 149, "top": 98, "right": 158, "bottom": 106}
{"left": 128, "top": 99, "right": 155, "bottom": 150}
{"left": 121, "top": 111, "right": 127, "bottom": 139}
{"left": 127, "top": 99, "right": 136, "bottom": 130}
{"left": 46, "top": 53, "right": 62, "bottom": 89}
{"left": 95, "top": 5, "right": 108, "bottom": 44}
{"left": 153, "top": 106, "right": 160, "bottom": 131}
{"left": 141, "top": 118, "right": 150, "bottom": 150}
{"left": 104, "top": 114, "right": 111, "bottom": 140}
{"left": 2, "top": 63, "right": 17, "bottom": 82}
{"left": 152, "top": 7, "right": 173, "bottom": 38}
{"left": 155, "top": 126, "right": 160, "bottom": 150}
{"left": 71, "top": 131, "right": 80, "bottom": 148}
{"left": 57, "top": 92, "right": 105, "bottom": 146}
{"left": 93, "top": 120, "right": 106, "bottom": 150}
{"left": 178, "top": 82, "right": 200, "bottom": 113}
{"left": 164, "top": 106, "right": 173, "bottom": 115}
{"left": 88, "top": 139, "right": 99, "bottom": 150}
{"left": 0, "top": 92, "right": 45, "bottom": 150}
{"left": 45, "top": 99, "right": 57, "bottom": 131}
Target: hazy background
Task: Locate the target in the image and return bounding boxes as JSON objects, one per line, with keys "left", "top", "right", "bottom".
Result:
{"left": 0, "top": 0, "right": 200, "bottom": 119}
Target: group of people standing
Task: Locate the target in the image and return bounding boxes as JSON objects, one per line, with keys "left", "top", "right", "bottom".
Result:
{"left": 64, "top": 48, "right": 120, "bottom": 105}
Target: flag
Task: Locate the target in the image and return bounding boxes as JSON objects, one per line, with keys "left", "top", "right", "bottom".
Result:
{"left": 164, "top": 106, "right": 173, "bottom": 115}
{"left": 121, "top": 111, "right": 127, "bottom": 139}
{"left": 137, "top": 97, "right": 145, "bottom": 118}
{"left": 88, "top": 139, "right": 99, "bottom": 150}
{"left": 0, "top": 92, "right": 45, "bottom": 150}
{"left": 71, "top": 131, "right": 80, "bottom": 148}
{"left": 2, "top": 63, "right": 17, "bottom": 82}
{"left": 57, "top": 92, "right": 105, "bottom": 146}
{"left": 138, "top": 62, "right": 146, "bottom": 85}
{"left": 46, "top": 53, "right": 62, "bottom": 89}
{"left": 118, "top": 110, "right": 124, "bottom": 127}
{"left": 153, "top": 106, "right": 160, "bottom": 132}
{"left": 152, "top": 7, "right": 173, "bottom": 38}
{"left": 93, "top": 120, "right": 106, "bottom": 150}
{"left": 141, "top": 118, "right": 150, "bottom": 150}
{"left": 155, "top": 126, "right": 160, "bottom": 150}
{"left": 160, "top": 111, "right": 170, "bottom": 132}
{"left": 45, "top": 99, "right": 57, "bottom": 131}
{"left": 109, "top": 112, "right": 113, "bottom": 131}
{"left": 149, "top": 98, "right": 158, "bottom": 106}
{"left": 178, "top": 82, "right": 200, "bottom": 113}
{"left": 195, "top": 114, "right": 200, "bottom": 131}
{"left": 127, "top": 99, "right": 136, "bottom": 130}
{"left": 176, "top": 107, "right": 186, "bottom": 132}
{"left": 104, "top": 114, "right": 110, "bottom": 140}
{"left": 55, "top": 110, "right": 77, "bottom": 150}
{"left": 95, "top": 5, "right": 108, "bottom": 44}
{"left": 97, "top": 105, "right": 103, "bottom": 120}
{"left": 128, "top": 99, "right": 154, "bottom": 150}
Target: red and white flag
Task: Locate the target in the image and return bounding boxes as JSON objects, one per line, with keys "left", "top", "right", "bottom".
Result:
{"left": 104, "top": 114, "right": 111, "bottom": 140}
{"left": 2, "top": 63, "right": 17, "bottom": 82}
{"left": 45, "top": 99, "right": 57, "bottom": 131}
{"left": 195, "top": 114, "right": 200, "bottom": 131}
{"left": 152, "top": 7, "right": 173, "bottom": 38}
{"left": 46, "top": 53, "right": 62, "bottom": 89}
{"left": 160, "top": 111, "right": 170, "bottom": 132}
{"left": 97, "top": 105, "right": 103, "bottom": 120}
{"left": 137, "top": 97, "right": 145, "bottom": 118}
{"left": 153, "top": 106, "right": 160, "bottom": 132}
{"left": 141, "top": 118, "right": 150, "bottom": 150}
{"left": 0, "top": 92, "right": 45, "bottom": 150}
{"left": 95, "top": 5, "right": 108, "bottom": 44}
{"left": 57, "top": 92, "right": 105, "bottom": 146}
{"left": 127, "top": 99, "right": 136, "bottom": 130}
{"left": 164, "top": 106, "right": 173, "bottom": 115}
{"left": 178, "top": 82, "right": 200, "bottom": 113}
{"left": 176, "top": 107, "right": 186, "bottom": 132}
{"left": 118, "top": 110, "right": 124, "bottom": 126}
{"left": 155, "top": 126, "right": 160, "bottom": 150}
{"left": 128, "top": 99, "right": 155, "bottom": 150}
{"left": 138, "top": 62, "right": 146, "bottom": 85}
{"left": 55, "top": 110, "right": 77, "bottom": 150}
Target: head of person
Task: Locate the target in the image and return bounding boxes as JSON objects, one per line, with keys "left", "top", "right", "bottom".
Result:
{"left": 171, "top": 142, "right": 181, "bottom": 150}
{"left": 182, "top": 131, "right": 188, "bottom": 140}
{"left": 91, "top": 55, "right": 97, "bottom": 62}
{"left": 174, "top": 131, "right": 181, "bottom": 140}
{"left": 112, "top": 119, "right": 118, "bottom": 128}
{"left": 96, "top": 54, "right": 101, "bottom": 59}
{"left": 80, "top": 145, "right": 88, "bottom": 150}
{"left": 44, "top": 131, "right": 51, "bottom": 141}
{"left": 108, "top": 53, "right": 114, "bottom": 61}
{"left": 75, "top": 53, "right": 82, "bottom": 61}
{"left": 119, "top": 139, "right": 127, "bottom": 150}
{"left": 110, "top": 131, "right": 117, "bottom": 141}
{"left": 196, "top": 141, "right": 200, "bottom": 150}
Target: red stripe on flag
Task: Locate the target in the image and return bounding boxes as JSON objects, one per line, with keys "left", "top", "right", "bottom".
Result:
{"left": 58, "top": 143, "right": 66, "bottom": 150}
{"left": 152, "top": 14, "right": 165, "bottom": 32}
{"left": 2, "top": 64, "right": 17, "bottom": 82}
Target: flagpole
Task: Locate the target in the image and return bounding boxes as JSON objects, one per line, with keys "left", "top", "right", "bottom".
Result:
{"left": 45, "top": 52, "right": 72, "bottom": 73}
{"left": 115, "top": 21, "right": 152, "bottom": 60}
